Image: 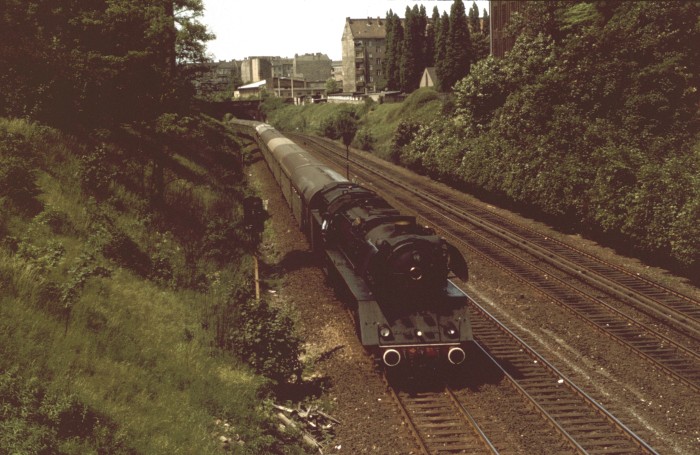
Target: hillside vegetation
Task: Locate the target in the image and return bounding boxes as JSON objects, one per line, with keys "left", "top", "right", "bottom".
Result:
{"left": 0, "top": 117, "right": 308, "bottom": 454}
{"left": 1, "top": 2, "right": 308, "bottom": 452}
{"left": 265, "top": 2, "right": 699, "bottom": 276}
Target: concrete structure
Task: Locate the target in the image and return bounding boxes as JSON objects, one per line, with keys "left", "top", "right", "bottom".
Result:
{"left": 241, "top": 57, "right": 276, "bottom": 83}
{"left": 490, "top": 1, "right": 524, "bottom": 57}
{"left": 234, "top": 77, "right": 325, "bottom": 101}
{"left": 341, "top": 17, "right": 388, "bottom": 93}
{"left": 419, "top": 67, "right": 437, "bottom": 88}
{"left": 272, "top": 58, "right": 294, "bottom": 78}
{"left": 331, "top": 61, "right": 343, "bottom": 83}
{"left": 293, "top": 53, "right": 332, "bottom": 82}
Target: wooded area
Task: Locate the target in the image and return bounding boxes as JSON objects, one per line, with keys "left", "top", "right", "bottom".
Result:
{"left": 383, "top": 1, "right": 490, "bottom": 92}
{"left": 395, "top": 1, "right": 699, "bottom": 271}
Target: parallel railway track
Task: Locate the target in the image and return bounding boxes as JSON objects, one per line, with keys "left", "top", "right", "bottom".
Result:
{"left": 386, "top": 290, "right": 659, "bottom": 454}
{"left": 282, "top": 133, "right": 674, "bottom": 453}
{"left": 289, "top": 133, "right": 700, "bottom": 393}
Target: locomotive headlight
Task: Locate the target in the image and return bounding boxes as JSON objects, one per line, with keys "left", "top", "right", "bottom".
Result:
{"left": 409, "top": 266, "right": 423, "bottom": 281}
{"left": 379, "top": 326, "right": 392, "bottom": 339}
{"left": 415, "top": 329, "right": 423, "bottom": 338}
{"left": 445, "top": 324, "right": 459, "bottom": 339}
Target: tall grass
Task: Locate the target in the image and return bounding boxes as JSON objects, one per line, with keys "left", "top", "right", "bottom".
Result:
{"left": 1, "top": 117, "right": 305, "bottom": 454}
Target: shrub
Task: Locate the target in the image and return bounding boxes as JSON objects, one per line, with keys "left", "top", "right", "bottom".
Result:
{"left": 0, "top": 367, "right": 129, "bottom": 454}
{"left": 35, "top": 208, "right": 73, "bottom": 235}
{"left": 391, "top": 121, "right": 421, "bottom": 164}
{"left": 102, "top": 230, "right": 151, "bottom": 277}
{"left": 227, "top": 298, "right": 304, "bottom": 384}
{"left": 353, "top": 129, "right": 375, "bottom": 152}
{"left": 79, "top": 143, "right": 117, "bottom": 200}
{"left": 0, "top": 155, "right": 41, "bottom": 214}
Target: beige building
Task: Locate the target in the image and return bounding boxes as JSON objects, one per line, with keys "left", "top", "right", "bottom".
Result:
{"left": 240, "top": 57, "right": 273, "bottom": 84}
{"left": 293, "top": 53, "right": 332, "bottom": 82}
{"left": 235, "top": 77, "right": 325, "bottom": 101}
{"left": 341, "top": 17, "right": 388, "bottom": 93}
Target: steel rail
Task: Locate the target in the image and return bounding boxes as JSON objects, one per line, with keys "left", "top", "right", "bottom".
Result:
{"left": 293, "top": 133, "right": 700, "bottom": 391}
{"left": 292, "top": 133, "right": 700, "bottom": 339}
{"left": 466, "top": 298, "right": 659, "bottom": 454}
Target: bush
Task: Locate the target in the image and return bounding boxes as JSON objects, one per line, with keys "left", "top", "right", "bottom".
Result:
{"left": 353, "top": 128, "right": 375, "bottom": 151}
{"left": 102, "top": 229, "right": 151, "bottom": 277}
{"left": 227, "top": 298, "right": 304, "bottom": 384}
{"left": 0, "top": 155, "right": 41, "bottom": 214}
{"left": 35, "top": 208, "right": 73, "bottom": 235}
{"left": 79, "top": 143, "right": 117, "bottom": 200}
{"left": 0, "top": 367, "right": 129, "bottom": 454}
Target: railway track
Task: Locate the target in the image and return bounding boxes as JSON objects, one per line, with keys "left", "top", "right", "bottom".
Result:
{"left": 290, "top": 133, "right": 700, "bottom": 393}
{"left": 385, "top": 292, "right": 659, "bottom": 454}
{"left": 280, "top": 134, "right": 668, "bottom": 453}
{"left": 388, "top": 380, "right": 499, "bottom": 454}
{"left": 290, "top": 133, "right": 700, "bottom": 336}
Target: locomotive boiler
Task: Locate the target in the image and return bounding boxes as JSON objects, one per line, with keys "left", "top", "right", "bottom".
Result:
{"left": 231, "top": 119, "right": 473, "bottom": 367}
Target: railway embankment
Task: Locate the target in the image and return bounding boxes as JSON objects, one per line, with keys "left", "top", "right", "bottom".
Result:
{"left": 0, "top": 117, "right": 310, "bottom": 454}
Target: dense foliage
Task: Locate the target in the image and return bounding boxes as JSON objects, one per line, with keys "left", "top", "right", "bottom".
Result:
{"left": 384, "top": 1, "right": 489, "bottom": 92}
{"left": 1, "top": 1, "right": 308, "bottom": 453}
{"left": 398, "top": 1, "right": 699, "bottom": 271}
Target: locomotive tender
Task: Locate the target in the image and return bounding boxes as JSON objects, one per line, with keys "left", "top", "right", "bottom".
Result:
{"left": 232, "top": 119, "right": 472, "bottom": 367}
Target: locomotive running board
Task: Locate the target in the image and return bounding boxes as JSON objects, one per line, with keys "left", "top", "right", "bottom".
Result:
{"left": 323, "top": 248, "right": 387, "bottom": 346}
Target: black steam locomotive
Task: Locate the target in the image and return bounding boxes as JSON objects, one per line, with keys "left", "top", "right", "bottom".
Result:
{"left": 232, "top": 119, "right": 472, "bottom": 367}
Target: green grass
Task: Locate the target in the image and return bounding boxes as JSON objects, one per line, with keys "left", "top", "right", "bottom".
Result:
{"left": 265, "top": 88, "right": 446, "bottom": 160}
{"left": 0, "top": 117, "right": 305, "bottom": 454}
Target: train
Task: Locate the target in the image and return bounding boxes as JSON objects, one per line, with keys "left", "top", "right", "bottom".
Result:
{"left": 231, "top": 119, "right": 473, "bottom": 367}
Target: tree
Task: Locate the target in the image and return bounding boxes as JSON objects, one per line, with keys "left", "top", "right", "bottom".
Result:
{"left": 435, "top": 12, "right": 451, "bottom": 91}
{"left": 384, "top": 11, "right": 403, "bottom": 91}
{"left": 468, "top": 1, "right": 480, "bottom": 34}
{"left": 325, "top": 78, "right": 340, "bottom": 95}
{"left": 425, "top": 6, "right": 441, "bottom": 68}
{"left": 443, "top": 0, "right": 473, "bottom": 90}
{"left": 335, "top": 110, "right": 358, "bottom": 178}
{"left": 0, "top": 0, "right": 212, "bottom": 129}
{"left": 401, "top": 6, "right": 420, "bottom": 92}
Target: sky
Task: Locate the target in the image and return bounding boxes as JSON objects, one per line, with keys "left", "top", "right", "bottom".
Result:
{"left": 200, "top": 0, "right": 490, "bottom": 62}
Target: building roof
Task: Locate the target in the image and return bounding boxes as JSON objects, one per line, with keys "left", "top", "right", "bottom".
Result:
{"left": 345, "top": 17, "right": 386, "bottom": 39}
{"left": 238, "top": 80, "right": 267, "bottom": 90}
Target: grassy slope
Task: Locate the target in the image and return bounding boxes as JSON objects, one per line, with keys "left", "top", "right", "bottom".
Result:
{"left": 265, "top": 88, "right": 445, "bottom": 160}
{"left": 0, "top": 118, "right": 299, "bottom": 454}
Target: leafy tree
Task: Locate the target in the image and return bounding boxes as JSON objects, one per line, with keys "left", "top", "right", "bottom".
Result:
{"left": 0, "top": 0, "right": 212, "bottom": 130}
{"left": 336, "top": 110, "right": 359, "bottom": 150}
{"left": 325, "top": 77, "right": 340, "bottom": 94}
